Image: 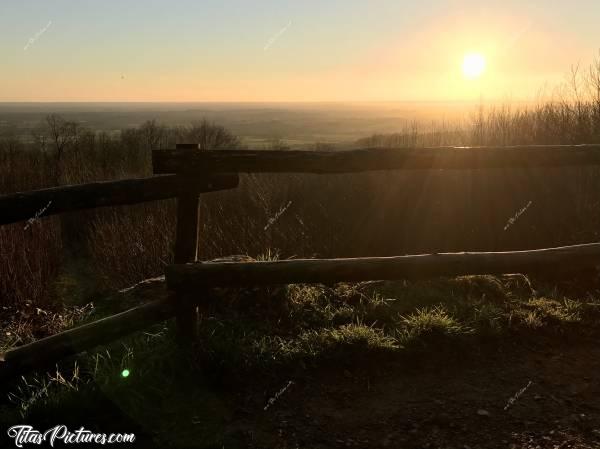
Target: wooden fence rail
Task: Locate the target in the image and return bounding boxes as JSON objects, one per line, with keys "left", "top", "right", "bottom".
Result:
{"left": 0, "top": 297, "right": 176, "bottom": 382}
{"left": 166, "top": 243, "right": 600, "bottom": 290}
{"left": 0, "top": 173, "right": 238, "bottom": 226}
{"left": 153, "top": 145, "right": 600, "bottom": 174}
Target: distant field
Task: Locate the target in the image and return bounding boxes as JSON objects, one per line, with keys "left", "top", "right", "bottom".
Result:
{"left": 0, "top": 101, "right": 515, "bottom": 146}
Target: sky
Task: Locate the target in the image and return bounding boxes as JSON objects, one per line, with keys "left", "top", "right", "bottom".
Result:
{"left": 1, "top": 0, "right": 599, "bottom": 102}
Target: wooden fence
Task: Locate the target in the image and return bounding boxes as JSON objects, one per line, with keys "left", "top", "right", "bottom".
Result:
{"left": 2, "top": 144, "right": 600, "bottom": 380}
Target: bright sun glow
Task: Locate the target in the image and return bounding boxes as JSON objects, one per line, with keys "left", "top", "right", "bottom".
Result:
{"left": 462, "top": 53, "right": 486, "bottom": 79}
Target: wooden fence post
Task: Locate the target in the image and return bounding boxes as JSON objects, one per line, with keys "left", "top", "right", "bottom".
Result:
{"left": 173, "top": 145, "right": 202, "bottom": 343}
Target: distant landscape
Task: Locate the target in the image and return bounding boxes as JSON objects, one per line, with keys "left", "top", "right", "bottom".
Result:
{"left": 0, "top": 101, "right": 486, "bottom": 146}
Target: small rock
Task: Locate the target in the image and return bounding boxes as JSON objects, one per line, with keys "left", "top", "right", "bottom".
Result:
{"left": 477, "top": 409, "right": 491, "bottom": 417}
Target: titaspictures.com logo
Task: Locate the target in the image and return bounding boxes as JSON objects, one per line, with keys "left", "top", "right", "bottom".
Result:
{"left": 7, "top": 425, "right": 135, "bottom": 447}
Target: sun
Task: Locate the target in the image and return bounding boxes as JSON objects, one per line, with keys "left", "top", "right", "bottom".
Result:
{"left": 462, "top": 52, "right": 486, "bottom": 79}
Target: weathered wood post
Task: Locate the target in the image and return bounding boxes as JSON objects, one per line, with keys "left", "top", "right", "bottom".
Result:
{"left": 173, "top": 143, "right": 202, "bottom": 342}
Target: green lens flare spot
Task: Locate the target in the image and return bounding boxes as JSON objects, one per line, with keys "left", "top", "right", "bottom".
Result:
{"left": 121, "top": 369, "right": 130, "bottom": 378}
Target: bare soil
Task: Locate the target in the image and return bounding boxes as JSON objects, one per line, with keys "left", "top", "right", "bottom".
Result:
{"left": 236, "top": 334, "right": 600, "bottom": 449}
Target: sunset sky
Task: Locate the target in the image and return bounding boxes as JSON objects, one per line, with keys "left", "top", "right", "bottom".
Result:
{"left": 1, "top": 0, "right": 599, "bottom": 102}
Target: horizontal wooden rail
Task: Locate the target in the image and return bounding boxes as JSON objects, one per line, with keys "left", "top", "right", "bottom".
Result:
{"left": 0, "top": 173, "right": 238, "bottom": 226}
{"left": 0, "top": 297, "right": 176, "bottom": 382}
{"left": 153, "top": 145, "right": 600, "bottom": 174}
{"left": 166, "top": 243, "right": 600, "bottom": 289}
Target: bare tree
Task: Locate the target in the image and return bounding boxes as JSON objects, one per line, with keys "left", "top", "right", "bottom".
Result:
{"left": 0, "top": 126, "right": 19, "bottom": 170}
{"left": 139, "top": 119, "right": 165, "bottom": 150}
{"left": 586, "top": 51, "right": 600, "bottom": 133}
{"left": 178, "top": 119, "right": 240, "bottom": 150}
{"left": 45, "top": 114, "right": 79, "bottom": 184}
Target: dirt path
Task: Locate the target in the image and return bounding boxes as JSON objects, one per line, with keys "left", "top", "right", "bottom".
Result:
{"left": 240, "top": 336, "right": 600, "bottom": 448}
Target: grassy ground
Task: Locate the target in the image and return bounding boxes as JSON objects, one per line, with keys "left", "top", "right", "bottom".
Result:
{"left": 1, "top": 272, "right": 600, "bottom": 448}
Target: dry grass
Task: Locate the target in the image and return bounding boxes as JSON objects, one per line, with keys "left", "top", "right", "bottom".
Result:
{"left": 2, "top": 273, "right": 600, "bottom": 448}
{"left": 0, "top": 220, "right": 62, "bottom": 310}
{"left": 86, "top": 201, "right": 176, "bottom": 290}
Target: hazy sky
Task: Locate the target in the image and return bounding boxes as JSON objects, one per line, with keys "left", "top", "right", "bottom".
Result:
{"left": 1, "top": 0, "right": 599, "bottom": 102}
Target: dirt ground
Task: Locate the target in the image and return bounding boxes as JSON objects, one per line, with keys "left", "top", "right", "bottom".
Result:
{"left": 235, "top": 335, "right": 600, "bottom": 449}
{"left": 3, "top": 278, "right": 600, "bottom": 449}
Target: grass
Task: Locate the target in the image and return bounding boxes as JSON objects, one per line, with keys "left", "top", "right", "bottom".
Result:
{"left": 396, "top": 306, "right": 472, "bottom": 343}
{"left": 3, "top": 273, "right": 599, "bottom": 448}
